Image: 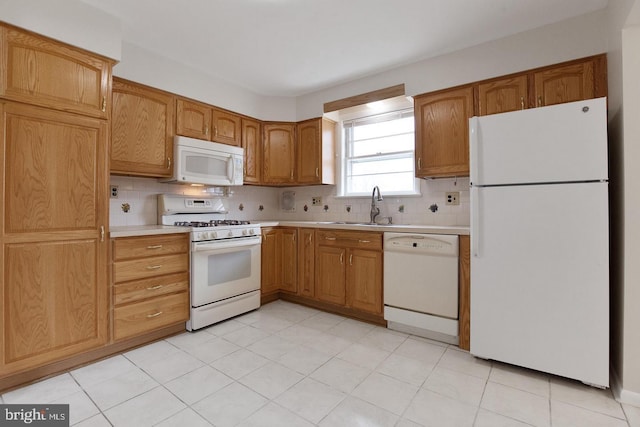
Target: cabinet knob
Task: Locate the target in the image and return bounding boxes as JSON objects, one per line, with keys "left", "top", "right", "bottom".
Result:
{"left": 146, "top": 285, "right": 163, "bottom": 290}
{"left": 520, "top": 96, "right": 525, "bottom": 110}
{"left": 146, "top": 245, "right": 163, "bottom": 250}
{"left": 146, "top": 265, "right": 162, "bottom": 270}
{"left": 101, "top": 96, "right": 106, "bottom": 112}
{"left": 167, "top": 157, "right": 171, "bottom": 169}
{"left": 537, "top": 96, "right": 543, "bottom": 107}
{"left": 315, "top": 167, "right": 319, "bottom": 177}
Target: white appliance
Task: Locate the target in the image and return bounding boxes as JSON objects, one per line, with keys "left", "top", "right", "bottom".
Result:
{"left": 161, "top": 135, "right": 244, "bottom": 186}
{"left": 384, "top": 232, "right": 459, "bottom": 344}
{"left": 158, "top": 194, "right": 261, "bottom": 331}
{"left": 469, "top": 97, "right": 609, "bottom": 387}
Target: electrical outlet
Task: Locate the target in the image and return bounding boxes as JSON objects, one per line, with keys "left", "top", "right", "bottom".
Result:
{"left": 110, "top": 185, "right": 119, "bottom": 198}
{"left": 446, "top": 192, "right": 460, "bottom": 205}
{"left": 312, "top": 196, "right": 322, "bottom": 206}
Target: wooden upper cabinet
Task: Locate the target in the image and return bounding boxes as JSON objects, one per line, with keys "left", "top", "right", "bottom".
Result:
{"left": 478, "top": 75, "right": 528, "bottom": 116}
{"left": 242, "top": 118, "right": 262, "bottom": 184}
{"left": 212, "top": 108, "right": 241, "bottom": 146}
{"left": 111, "top": 79, "right": 175, "bottom": 177}
{"left": 176, "top": 98, "right": 211, "bottom": 140}
{"left": 263, "top": 122, "right": 296, "bottom": 184}
{"left": 1, "top": 101, "right": 109, "bottom": 374}
{"left": 296, "top": 118, "right": 336, "bottom": 185}
{"left": 414, "top": 85, "right": 474, "bottom": 178}
{"left": 0, "top": 24, "right": 113, "bottom": 119}
{"left": 534, "top": 61, "right": 595, "bottom": 107}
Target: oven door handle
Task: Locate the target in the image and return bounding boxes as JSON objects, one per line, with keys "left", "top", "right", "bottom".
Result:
{"left": 192, "top": 236, "right": 262, "bottom": 252}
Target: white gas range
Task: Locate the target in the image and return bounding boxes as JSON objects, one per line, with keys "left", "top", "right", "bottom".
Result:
{"left": 158, "top": 194, "right": 261, "bottom": 331}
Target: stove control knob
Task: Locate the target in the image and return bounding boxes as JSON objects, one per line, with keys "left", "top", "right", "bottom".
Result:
{"left": 242, "top": 229, "right": 248, "bottom": 236}
{"left": 197, "top": 232, "right": 205, "bottom": 240}
{"left": 249, "top": 228, "right": 255, "bottom": 235}
{"left": 211, "top": 231, "right": 218, "bottom": 239}
{"left": 228, "top": 231, "right": 234, "bottom": 238}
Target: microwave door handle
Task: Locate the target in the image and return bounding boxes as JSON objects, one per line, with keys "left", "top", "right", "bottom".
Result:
{"left": 227, "top": 156, "right": 234, "bottom": 182}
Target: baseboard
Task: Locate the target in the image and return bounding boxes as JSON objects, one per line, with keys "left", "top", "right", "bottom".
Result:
{"left": 611, "top": 367, "right": 640, "bottom": 406}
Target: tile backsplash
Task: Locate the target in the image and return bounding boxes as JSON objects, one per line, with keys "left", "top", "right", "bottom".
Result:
{"left": 109, "top": 175, "right": 469, "bottom": 227}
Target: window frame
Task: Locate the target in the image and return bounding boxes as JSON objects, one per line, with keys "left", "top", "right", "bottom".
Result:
{"left": 338, "top": 107, "right": 420, "bottom": 198}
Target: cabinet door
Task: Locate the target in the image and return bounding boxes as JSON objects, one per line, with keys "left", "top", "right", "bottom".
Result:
{"left": 111, "top": 79, "right": 175, "bottom": 177}
{"left": 534, "top": 61, "right": 594, "bottom": 107}
{"left": 478, "top": 75, "right": 528, "bottom": 115}
{"left": 0, "top": 25, "right": 113, "bottom": 119}
{"left": 176, "top": 99, "right": 211, "bottom": 140}
{"left": 296, "top": 119, "right": 321, "bottom": 184}
{"left": 242, "top": 118, "right": 262, "bottom": 184}
{"left": 280, "top": 229, "right": 298, "bottom": 293}
{"left": 261, "top": 229, "right": 280, "bottom": 295}
{"left": 346, "top": 249, "right": 382, "bottom": 314}
{"left": 298, "top": 229, "right": 315, "bottom": 298}
{"left": 458, "top": 235, "right": 471, "bottom": 351}
{"left": 414, "top": 86, "right": 474, "bottom": 177}
{"left": 0, "top": 102, "right": 108, "bottom": 374}
{"left": 263, "top": 123, "right": 296, "bottom": 184}
{"left": 212, "top": 108, "right": 241, "bottom": 146}
{"left": 315, "top": 246, "right": 346, "bottom": 305}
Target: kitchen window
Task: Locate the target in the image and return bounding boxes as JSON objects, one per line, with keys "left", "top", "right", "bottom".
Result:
{"left": 341, "top": 107, "right": 419, "bottom": 196}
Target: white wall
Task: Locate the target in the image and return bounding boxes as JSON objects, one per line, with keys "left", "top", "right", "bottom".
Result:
{"left": 0, "top": 0, "right": 121, "bottom": 60}
{"left": 113, "top": 43, "right": 297, "bottom": 121}
{"left": 296, "top": 10, "right": 608, "bottom": 121}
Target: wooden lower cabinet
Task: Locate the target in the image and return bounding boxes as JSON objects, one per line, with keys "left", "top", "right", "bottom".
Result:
{"left": 458, "top": 235, "right": 471, "bottom": 351}
{"left": 111, "top": 234, "right": 190, "bottom": 342}
{"left": 261, "top": 228, "right": 298, "bottom": 300}
{"left": 0, "top": 101, "right": 109, "bottom": 379}
{"left": 315, "top": 230, "right": 383, "bottom": 316}
{"left": 297, "top": 229, "right": 315, "bottom": 298}
{"left": 315, "top": 246, "right": 347, "bottom": 305}
{"left": 347, "top": 249, "right": 383, "bottom": 315}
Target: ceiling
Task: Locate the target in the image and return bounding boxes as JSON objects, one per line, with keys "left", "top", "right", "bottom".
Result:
{"left": 78, "top": 0, "right": 608, "bottom": 97}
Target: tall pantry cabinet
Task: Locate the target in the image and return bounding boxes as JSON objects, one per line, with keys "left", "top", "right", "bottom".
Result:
{"left": 0, "top": 24, "right": 112, "bottom": 378}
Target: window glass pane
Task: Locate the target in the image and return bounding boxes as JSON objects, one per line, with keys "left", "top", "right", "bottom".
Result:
{"left": 350, "top": 157, "right": 413, "bottom": 176}
{"left": 342, "top": 107, "right": 417, "bottom": 196}
{"left": 352, "top": 133, "right": 414, "bottom": 156}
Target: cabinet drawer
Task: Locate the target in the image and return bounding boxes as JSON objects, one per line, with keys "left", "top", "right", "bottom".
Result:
{"left": 113, "top": 234, "right": 189, "bottom": 261}
{"left": 114, "top": 292, "right": 189, "bottom": 341}
{"left": 114, "top": 272, "right": 189, "bottom": 306}
{"left": 114, "top": 253, "right": 188, "bottom": 283}
{"left": 316, "top": 230, "right": 382, "bottom": 250}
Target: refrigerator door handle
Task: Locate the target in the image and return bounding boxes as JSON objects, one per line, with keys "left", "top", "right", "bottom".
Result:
{"left": 471, "top": 186, "right": 480, "bottom": 257}
{"left": 469, "top": 117, "right": 479, "bottom": 185}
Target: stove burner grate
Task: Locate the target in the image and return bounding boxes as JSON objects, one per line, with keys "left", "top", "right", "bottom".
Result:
{"left": 174, "top": 220, "right": 251, "bottom": 227}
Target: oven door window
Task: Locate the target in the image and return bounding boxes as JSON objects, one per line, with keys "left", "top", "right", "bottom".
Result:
{"left": 208, "top": 249, "right": 251, "bottom": 284}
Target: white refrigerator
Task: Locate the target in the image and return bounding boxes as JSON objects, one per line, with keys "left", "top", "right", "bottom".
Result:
{"left": 469, "top": 97, "right": 609, "bottom": 388}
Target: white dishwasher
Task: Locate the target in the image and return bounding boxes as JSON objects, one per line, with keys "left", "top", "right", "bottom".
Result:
{"left": 384, "top": 232, "right": 459, "bottom": 344}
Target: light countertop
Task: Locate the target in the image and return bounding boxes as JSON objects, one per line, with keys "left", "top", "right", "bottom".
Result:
{"left": 110, "top": 222, "right": 469, "bottom": 238}
{"left": 256, "top": 221, "right": 469, "bottom": 235}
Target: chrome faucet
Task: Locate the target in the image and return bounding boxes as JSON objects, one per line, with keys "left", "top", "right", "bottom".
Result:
{"left": 370, "top": 186, "right": 383, "bottom": 224}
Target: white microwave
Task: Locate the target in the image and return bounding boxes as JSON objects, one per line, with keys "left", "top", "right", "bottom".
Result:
{"left": 162, "top": 135, "right": 244, "bottom": 186}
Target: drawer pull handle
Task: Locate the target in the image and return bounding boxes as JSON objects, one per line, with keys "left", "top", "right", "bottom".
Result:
{"left": 325, "top": 236, "right": 337, "bottom": 241}
{"left": 146, "top": 265, "right": 162, "bottom": 270}
{"left": 358, "top": 239, "right": 371, "bottom": 243}
{"left": 146, "top": 285, "right": 163, "bottom": 290}
{"left": 146, "top": 311, "right": 163, "bottom": 318}
{"left": 146, "top": 245, "right": 163, "bottom": 249}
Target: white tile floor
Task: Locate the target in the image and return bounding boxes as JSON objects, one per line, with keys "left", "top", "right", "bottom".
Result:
{"left": 2, "top": 300, "right": 638, "bottom": 427}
